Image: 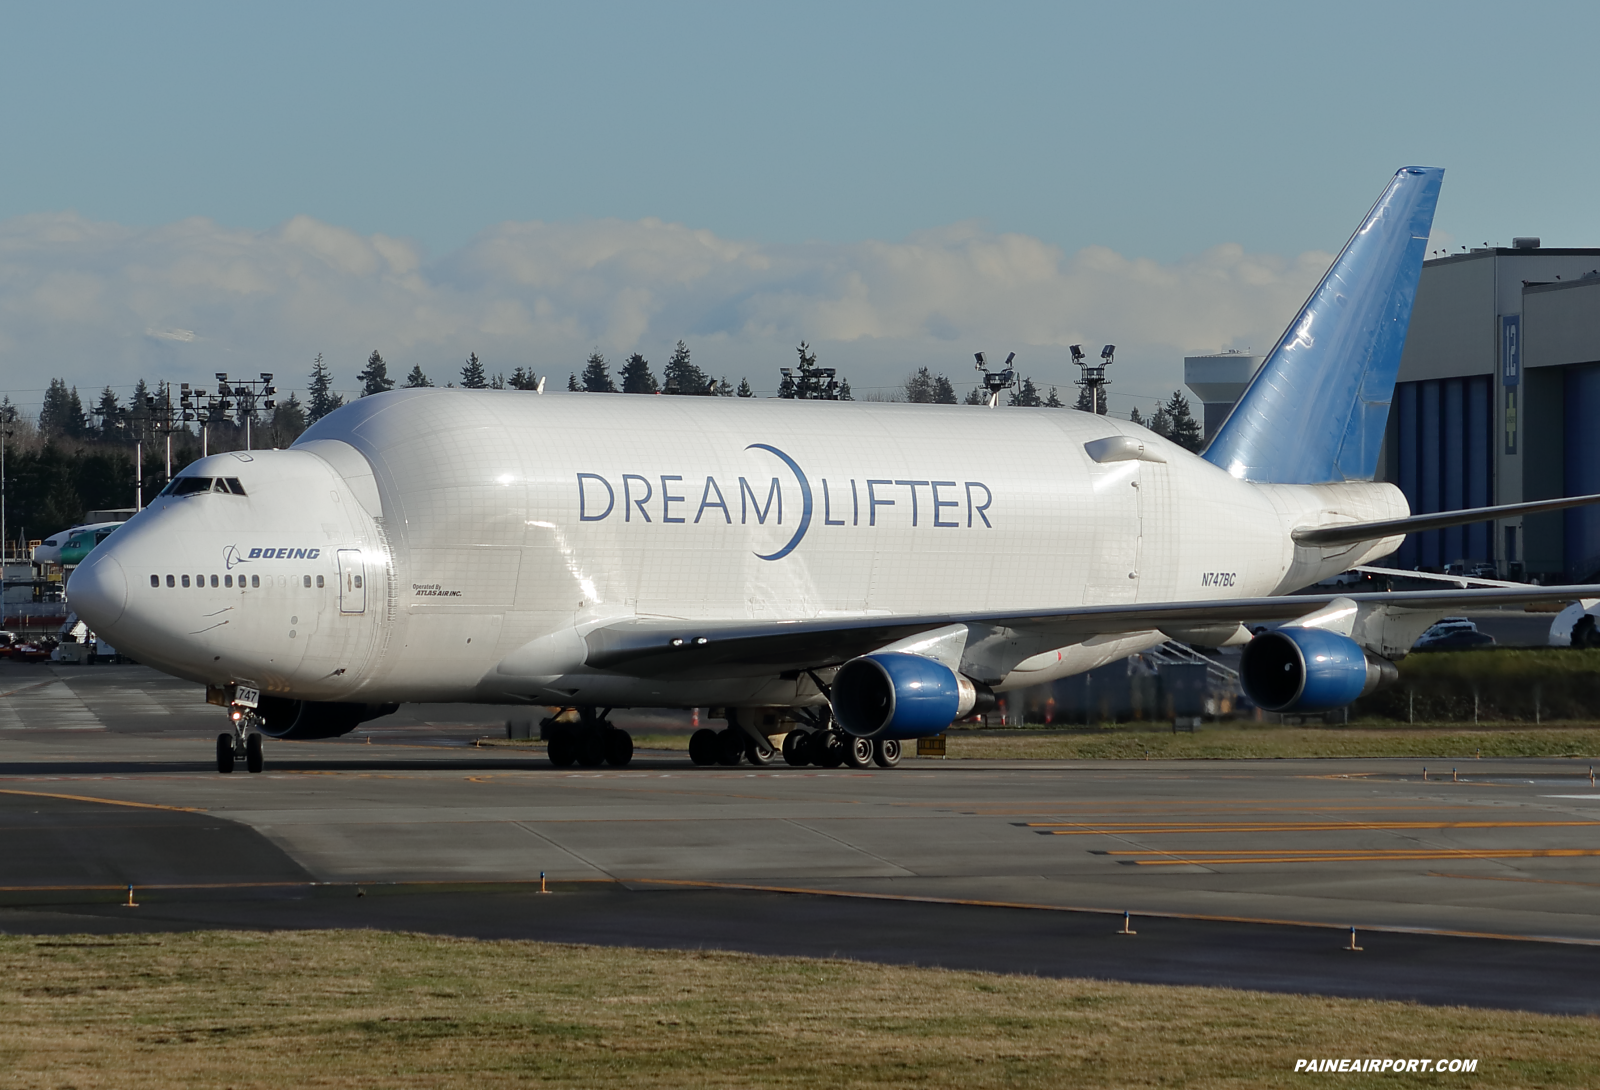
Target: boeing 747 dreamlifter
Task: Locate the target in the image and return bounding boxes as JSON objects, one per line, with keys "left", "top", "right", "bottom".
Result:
{"left": 67, "top": 167, "right": 1600, "bottom": 773}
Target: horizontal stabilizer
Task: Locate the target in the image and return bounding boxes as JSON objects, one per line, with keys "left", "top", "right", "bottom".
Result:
{"left": 1292, "top": 493, "right": 1600, "bottom": 548}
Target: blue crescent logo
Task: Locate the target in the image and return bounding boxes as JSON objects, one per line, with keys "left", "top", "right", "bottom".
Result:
{"left": 745, "top": 443, "right": 812, "bottom": 561}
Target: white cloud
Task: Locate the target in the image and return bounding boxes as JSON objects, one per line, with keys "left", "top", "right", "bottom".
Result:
{"left": 0, "top": 210, "right": 1331, "bottom": 412}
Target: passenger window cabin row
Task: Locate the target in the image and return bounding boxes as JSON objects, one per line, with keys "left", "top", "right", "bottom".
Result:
{"left": 150, "top": 573, "right": 324, "bottom": 589}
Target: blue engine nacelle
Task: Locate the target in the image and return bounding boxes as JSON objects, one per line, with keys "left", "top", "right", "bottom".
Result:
{"left": 832, "top": 653, "right": 993, "bottom": 739}
{"left": 1239, "top": 627, "right": 1399, "bottom": 713}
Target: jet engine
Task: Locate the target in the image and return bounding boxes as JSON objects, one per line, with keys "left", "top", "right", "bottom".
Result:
{"left": 1239, "top": 627, "right": 1398, "bottom": 713}
{"left": 255, "top": 696, "right": 399, "bottom": 740}
{"left": 832, "top": 652, "right": 994, "bottom": 739}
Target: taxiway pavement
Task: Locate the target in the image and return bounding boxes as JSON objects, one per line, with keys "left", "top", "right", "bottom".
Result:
{"left": 4, "top": 662, "right": 1600, "bottom": 1014}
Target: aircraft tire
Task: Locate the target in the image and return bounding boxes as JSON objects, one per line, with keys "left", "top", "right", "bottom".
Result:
{"left": 782, "top": 731, "right": 811, "bottom": 766}
{"left": 245, "top": 733, "right": 264, "bottom": 774}
{"left": 815, "top": 730, "right": 846, "bottom": 769}
{"left": 872, "top": 738, "right": 902, "bottom": 768}
{"left": 216, "top": 733, "right": 235, "bottom": 774}
{"left": 578, "top": 732, "right": 607, "bottom": 767}
{"left": 604, "top": 729, "right": 634, "bottom": 767}
{"left": 716, "top": 729, "right": 745, "bottom": 766}
{"left": 548, "top": 732, "right": 578, "bottom": 768}
{"left": 747, "top": 738, "right": 775, "bottom": 766}
{"left": 844, "top": 735, "right": 875, "bottom": 769}
{"left": 688, "top": 728, "right": 719, "bottom": 766}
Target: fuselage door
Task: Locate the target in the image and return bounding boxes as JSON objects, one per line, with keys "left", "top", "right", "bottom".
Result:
{"left": 337, "top": 549, "right": 366, "bottom": 614}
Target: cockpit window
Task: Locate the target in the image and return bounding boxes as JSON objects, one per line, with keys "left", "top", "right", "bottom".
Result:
{"left": 163, "top": 477, "right": 214, "bottom": 496}
{"left": 157, "top": 475, "right": 246, "bottom": 497}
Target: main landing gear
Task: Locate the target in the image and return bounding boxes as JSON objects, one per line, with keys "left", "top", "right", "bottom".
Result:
{"left": 216, "top": 704, "right": 264, "bottom": 774}
{"left": 543, "top": 706, "right": 633, "bottom": 768}
{"left": 688, "top": 709, "right": 902, "bottom": 769}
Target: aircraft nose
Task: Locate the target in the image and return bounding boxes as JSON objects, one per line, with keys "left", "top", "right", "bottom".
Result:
{"left": 68, "top": 552, "right": 128, "bottom": 629}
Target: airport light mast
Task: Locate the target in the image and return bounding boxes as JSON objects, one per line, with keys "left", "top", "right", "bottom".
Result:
{"left": 213, "top": 373, "right": 277, "bottom": 451}
{"left": 1072, "top": 344, "right": 1115, "bottom": 414}
{"left": 973, "top": 351, "right": 1018, "bottom": 407}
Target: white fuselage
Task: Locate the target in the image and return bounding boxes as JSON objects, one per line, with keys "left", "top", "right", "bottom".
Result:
{"left": 71, "top": 390, "right": 1407, "bottom": 708}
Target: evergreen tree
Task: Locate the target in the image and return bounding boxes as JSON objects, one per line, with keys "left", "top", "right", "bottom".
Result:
{"left": 403, "top": 365, "right": 433, "bottom": 388}
{"left": 307, "top": 353, "right": 343, "bottom": 421}
{"left": 1044, "top": 386, "right": 1063, "bottom": 408}
{"left": 358, "top": 350, "right": 395, "bottom": 397}
{"left": 905, "top": 367, "right": 936, "bottom": 403}
{"left": 490, "top": 373, "right": 506, "bottom": 389}
{"left": 663, "top": 340, "right": 709, "bottom": 395}
{"left": 933, "top": 374, "right": 957, "bottom": 404}
{"left": 39, "top": 379, "right": 87, "bottom": 437}
{"left": 1161, "top": 389, "right": 1204, "bottom": 452}
{"left": 619, "top": 353, "right": 659, "bottom": 394}
{"left": 1008, "top": 377, "right": 1043, "bottom": 407}
{"left": 736, "top": 378, "right": 754, "bottom": 398}
{"left": 92, "top": 386, "right": 124, "bottom": 437}
{"left": 779, "top": 342, "right": 845, "bottom": 400}
{"left": 509, "top": 367, "right": 541, "bottom": 390}
{"left": 579, "top": 351, "right": 616, "bottom": 392}
{"left": 460, "top": 352, "right": 488, "bottom": 389}
{"left": 1074, "top": 382, "right": 1110, "bottom": 414}
{"left": 567, "top": 373, "right": 581, "bottom": 391}
{"left": 269, "top": 392, "right": 308, "bottom": 446}
{"left": 1148, "top": 405, "right": 1172, "bottom": 439}
{"left": 1129, "top": 406, "right": 1145, "bottom": 427}
{"left": 714, "top": 376, "right": 734, "bottom": 396}
{"left": 964, "top": 386, "right": 988, "bottom": 405}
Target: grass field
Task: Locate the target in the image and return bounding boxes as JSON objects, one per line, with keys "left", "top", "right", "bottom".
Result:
{"left": 940, "top": 727, "right": 1600, "bottom": 761}
{"left": 481, "top": 727, "right": 1600, "bottom": 761}
{"left": 1, "top": 930, "right": 1594, "bottom": 1088}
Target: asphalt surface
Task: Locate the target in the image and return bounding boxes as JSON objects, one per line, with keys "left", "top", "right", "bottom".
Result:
{"left": 4, "top": 661, "right": 1600, "bottom": 1015}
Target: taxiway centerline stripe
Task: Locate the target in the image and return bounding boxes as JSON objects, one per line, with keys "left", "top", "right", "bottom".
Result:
{"left": 1427, "top": 871, "right": 1600, "bottom": 890}
{"left": 1029, "top": 820, "right": 1600, "bottom": 833}
{"left": 1111, "top": 848, "right": 1600, "bottom": 865}
{"left": 0, "top": 788, "right": 205, "bottom": 813}
{"left": 625, "top": 879, "right": 1600, "bottom": 947}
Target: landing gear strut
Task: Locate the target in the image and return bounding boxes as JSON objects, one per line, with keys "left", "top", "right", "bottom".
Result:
{"left": 543, "top": 707, "right": 633, "bottom": 768}
{"left": 217, "top": 702, "right": 264, "bottom": 774}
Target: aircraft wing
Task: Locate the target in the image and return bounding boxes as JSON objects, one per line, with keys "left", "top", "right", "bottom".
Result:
{"left": 584, "top": 583, "right": 1600, "bottom": 679}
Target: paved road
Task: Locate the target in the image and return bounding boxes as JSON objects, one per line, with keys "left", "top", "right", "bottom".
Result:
{"left": 5, "top": 662, "right": 1600, "bottom": 1014}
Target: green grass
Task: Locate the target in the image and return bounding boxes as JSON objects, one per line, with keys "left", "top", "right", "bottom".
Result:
{"left": 1, "top": 929, "right": 1594, "bottom": 1088}
{"left": 482, "top": 727, "right": 1600, "bottom": 761}
{"left": 943, "top": 727, "right": 1600, "bottom": 761}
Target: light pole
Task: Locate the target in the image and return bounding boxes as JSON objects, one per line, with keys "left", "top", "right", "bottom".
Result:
{"left": 1, "top": 408, "right": 11, "bottom": 607}
{"left": 214, "top": 373, "right": 276, "bottom": 450}
{"left": 973, "top": 351, "right": 1018, "bottom": 408}
{"left": 1072, "top": 344, "right": 1115, "bottom": 414}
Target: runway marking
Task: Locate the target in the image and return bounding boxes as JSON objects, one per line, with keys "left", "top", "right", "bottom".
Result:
{"left": 1428, "top": 872, "right": 1600, "bottom": 890}
{"left": 626, "top": 879, "right": 1600, "bottom": 947}
{"left": 1096, "top": 848, "right": 1600, "bottom": 866}
{"left": 1026, "top": 820, "right": 1600, "bottom": 834}
{"left": 0, "top": 788, "right": 205, "bottom": 813}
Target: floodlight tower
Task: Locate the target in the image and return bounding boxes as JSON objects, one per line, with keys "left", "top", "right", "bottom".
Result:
{"left": 1072, "top": 344, "right": 1114, "bottom": 414}
{"left": 214, "top": 372, "right": 277, "bottom": 450}
{"left": 974, "top": 351, "right": 1018, "bottom": 408}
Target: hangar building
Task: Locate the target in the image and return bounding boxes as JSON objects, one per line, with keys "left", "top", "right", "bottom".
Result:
{"left": 1186, "top": 242, "right": 1600, "bottom": 582}
{"left": 1379, "top": 242, "right": 1600, "bottom": 581}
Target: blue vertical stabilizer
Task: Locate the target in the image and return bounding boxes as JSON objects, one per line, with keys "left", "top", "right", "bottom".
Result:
{"left": 1202, "top": 167, "right": 1443, "bottom": 483}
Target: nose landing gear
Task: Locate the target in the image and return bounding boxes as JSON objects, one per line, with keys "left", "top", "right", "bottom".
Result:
{"left": 216, "top": 702, "right": 265, "bottom": 774}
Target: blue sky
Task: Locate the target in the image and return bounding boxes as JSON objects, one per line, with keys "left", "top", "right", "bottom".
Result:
{"left": 2, "top": 1, "right": 1597, "bottom": 411}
